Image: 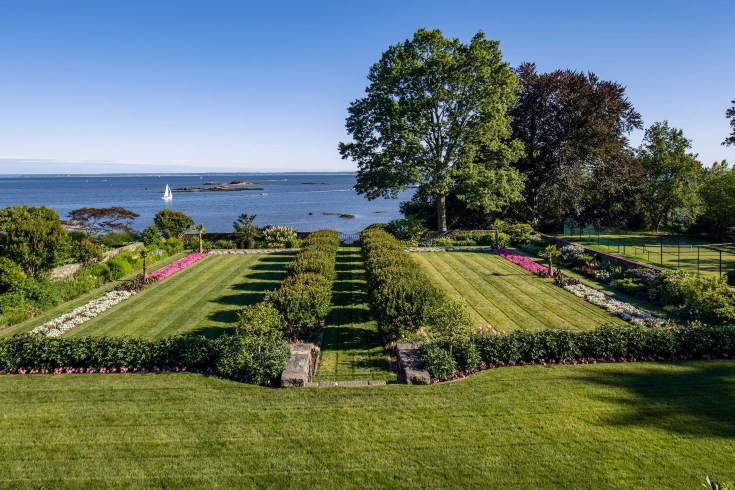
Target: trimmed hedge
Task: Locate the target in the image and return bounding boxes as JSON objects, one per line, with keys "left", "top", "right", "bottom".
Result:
{"left": 421, "top": 324, "right": 735, "bottom": 380}
{"left": 0, "top": 332, "right": 290, "bottom": 385}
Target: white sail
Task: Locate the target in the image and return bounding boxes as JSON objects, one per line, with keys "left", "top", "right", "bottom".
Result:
{"left": 162, "top": 184, "right": 173, "bottom": 201}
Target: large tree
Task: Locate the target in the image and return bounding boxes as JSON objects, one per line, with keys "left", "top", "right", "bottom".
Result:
{"left": 510, "top": 63, "right": 644, "bottom": 230}
{"left": 339, "top": 28, "right": 524, "bottom": 231}
{"left": 636, "top": 121, "right": 703, "bottom": 232}
{"left": 67, "top": 207, "right": 140, "bottom": 235}
{"left": 724, "top": 100, "right": 735, "bottom": 146}
{"left": 696, "top": 160, "right": 735, "bottom": 240}
{"left": 0, "top": 205, "right": 70, "bottom": 277}
{"left": 153, "top": 209, "right": 194, "bottom": 239}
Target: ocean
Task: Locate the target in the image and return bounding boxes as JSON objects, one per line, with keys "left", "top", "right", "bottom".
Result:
{"left": 0, "top": 173, "right": 414, "bottom": 234}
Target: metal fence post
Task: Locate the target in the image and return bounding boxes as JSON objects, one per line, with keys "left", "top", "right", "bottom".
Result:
{"left": 697, "top": 247, "right": 700, "bottom": 277}
{"left": 720, "top": 249, "right": 723, "bottom": 277}
{"left": 660, "top": 238, "right": 663, "bottom": 266}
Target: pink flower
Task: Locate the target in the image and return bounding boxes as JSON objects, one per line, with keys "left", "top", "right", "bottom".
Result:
{"left": 147, "top": 253, "right": 207, "bottom": 282}
{"left": 493, "top": 248, "right": 548, "bottom": 275}
{"left": 120, "top": 366, "right": 128, "bottom": 373}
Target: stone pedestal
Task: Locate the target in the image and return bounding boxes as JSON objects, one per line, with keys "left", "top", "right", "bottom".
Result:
{"left": 395, "top": 343, "right": 431, "bottom": 385}
{"left": 281, "top": 343, "right": 313, "bottom": 388}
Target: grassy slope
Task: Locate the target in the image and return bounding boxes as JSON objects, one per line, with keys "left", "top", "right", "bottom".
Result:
{"left": 0, "top": 361, "right": 733, "bottom": 488}
{"left": 63, "top": 254, "right": 289, "bottom": 338}
{"left": 557, "top": 233, "right": 735, "bottom": 277}
{"left": 413, "top": 251, "right": 627, "bottom": 330}
{"left": 314, "top": 248, "right": 394, "bottom": 381}
{"left": 0, "top": 253, "right": 187, "bottom": 338}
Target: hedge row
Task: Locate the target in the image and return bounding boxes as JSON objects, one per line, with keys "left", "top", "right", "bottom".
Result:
{"left": 267, "top": 229, "right": 339, "bottom": 340}
{"left": 421, "top": 323, "right": 735, "bottom": 381}
{"left": 0, "top": 332, "right": 290, "bottom": 385}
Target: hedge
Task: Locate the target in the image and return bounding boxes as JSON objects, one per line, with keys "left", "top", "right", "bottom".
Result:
{"left": 0, "top": 332, "right": 290, "bottom": 385}
{"left": 422, "top": 323, "right": 735, "bottom": 380}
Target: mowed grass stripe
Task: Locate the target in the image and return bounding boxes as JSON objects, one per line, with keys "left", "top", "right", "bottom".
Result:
{"left": 414, "top": 252, "right": 623, "bottom": 331}
{"left": 315, "top": 248, "right": 393, "bottom": 381}
{"left": 457, "top": 252, "right": 623, "bottom": 327}
{"left": 412, "top": 253, "right": 512, "bottom": 326}
{"left": 66, "top": 254, "right": 288, "bottom": 339}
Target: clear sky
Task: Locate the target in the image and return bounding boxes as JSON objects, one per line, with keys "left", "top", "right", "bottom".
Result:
{"left": 0, "top": 0, "right": 733, "bottom": 174}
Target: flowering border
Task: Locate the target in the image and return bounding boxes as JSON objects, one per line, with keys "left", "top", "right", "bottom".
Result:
{"left": 31, "top": 291, "right": 136, "bottom": 337}
{"left": 493, "top": 248, "right": 547, "bottom": 275}
{"left": 563, "top": 283, "right": 666, "bottom": 327}
{"left": 147, "top": 252, "right": 207, "bottom": 281}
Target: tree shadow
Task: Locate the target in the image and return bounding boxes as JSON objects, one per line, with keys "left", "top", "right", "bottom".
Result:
{"left": 573, "top": 362, "right": 735, "bottom": 438}
{"left": 185, "top": 325, "right": 233, "bottom": 339}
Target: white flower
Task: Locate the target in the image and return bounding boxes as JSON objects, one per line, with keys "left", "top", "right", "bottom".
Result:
{"left": 563, "top": 283, "right": 665, "bottom": 327}
{"left": 31, "top": 291, "right": 135, "bottom": 337}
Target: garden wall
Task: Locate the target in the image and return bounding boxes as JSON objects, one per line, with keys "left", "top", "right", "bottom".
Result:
{"left": 51, "top": 242, "right": 144, "bottom": 280}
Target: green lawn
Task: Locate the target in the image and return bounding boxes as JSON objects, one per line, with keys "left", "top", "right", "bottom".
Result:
{"left": 0, "top": 253, "right": 187, "bottom": 338}
{"left": 55, "top": 254, "right": 289, "bottom": 339}
{"left": 557, "top": 233, "right": 735, "bottom": 277}
{"left": 0, "top": 361, "right": 733, "bottom": 488}
{"left": 314, "top": 248, "right": 394, "bottom": 382}
{"left": 413, "top": 251, "right": 627, "bottom": 331}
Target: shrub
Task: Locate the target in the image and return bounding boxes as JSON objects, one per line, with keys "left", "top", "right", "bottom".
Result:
{"left": 214, "top": 239, "right": 235, "bottom": 249}
{"left": 423, "top": 298, "right": 475, "bottom": 356}
{"left": 71, "top": 239, "right": 103, "bottom": 265}
{"left": 106, "top": 256, "right": 133, "bottom": 279}
{"left": 452, "top": 340, "right": 481, "bottom": 371}
{"left": 163, "top": 237, "right": 184, "bottom": 256}
{"left": 142, "top": 225, "right": 163, "bottom": 248}
{"left": 214, "top": 333, "right": 291, "bottom": 385}
{"left": 0, "top": 258, "right": 26, "bottom": 293}
{"left": 286, "top": 238, "right": 303, "bottom": 248}
{"left": 94, "top": 231, "right": 139, "bottom": 248}
{"left": 505, "top": 223, "right": 533, "bottom": 245}
{"left": 266, "top": 273, "right": 332, "bottom": 340}
{"left": 613, "top": 278, "right": 646, "bottom": 295}
{"left": 433, "top": 237, "right": 455, "bottom": 247}
{"left": 237, "top": 302, "right": 286, "bottom": 344}
{"left": 386, "top": 216, "right": 427, "bottom": 242}
{"left": 286, "top": 250, "right": 336, "bottom": 282}
{"left": 419, "top": 342, "right": 456, "bottom": 381}
{"left": 573, "top": 253, "right": 595, "bottom": 267}
{"left": 263, "top": 226, "right": 297, "bottom": 246}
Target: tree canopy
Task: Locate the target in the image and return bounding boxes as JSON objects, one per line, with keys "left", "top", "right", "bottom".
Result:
{"left": 724, "top": 100, "right": 735, "bottom": 147}
{"left": 510, "top": 63, "right": 643, "bottom": 230}
{"left": 696, "top": 160, "right": 735, "bottom": 240}
{"left": 0, "top": 205, "right": 70, "bottom": 277}
{"left": 339, "top": 28, "right": 524, "bottom": 231}
{"left": 66, "top": 207, "right": 140, "bottom": 235}
{"left": 153, "top": 209, "right": 194, "bottom": 239}
{"left": 636, "top": 121, "right": 703, "bottom": 232}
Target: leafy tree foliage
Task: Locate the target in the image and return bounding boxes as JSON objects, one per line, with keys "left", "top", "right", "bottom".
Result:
{"left": 0, "top": 257, "right": 26, "bottom": 293}
{"left": 66, "top": 207, "right": 140, "bottom": 235}
{"left": 0, "top": 205, "right": 70, "bottom": 277}
{"left": 71, "top": 239, "right": 103, "bottom": 265}
{"left": 510, "top": 63, "right": 644, "bottom": 230}
{"left": 191, "top": 224, "right": 206, "bottom": 253}
{"left": 232, "top": 213, "right": 260, "bottom": 248}
{"left": 153, "top": 209, "right": 194, "bottom": 239}
{"left": 724, "top": 100, "right": 735, "bottom": 147}
{"left": 695, "top": 160, "right": 735, "bottom": 240}
{"left": 340, "top": 28, "right": 524, "bottom": 231}
{"left": 142, "top": 225, "right": 163, "bottom": 248}
{"left": 636, "top": 121, "right": 703, "bottom": 232}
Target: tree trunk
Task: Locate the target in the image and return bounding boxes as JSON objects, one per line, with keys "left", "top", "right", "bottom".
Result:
{"left": 437, "top": 194, "right": 447, "bottom": 232}
{"left": 198, "top": 233, "right": 203, "bottom": 253}
{"left": 143, "top": 256, "right": 148, "bottom": 281}
{"left": 548, "top": 257, "right": 553, "bottom": 277}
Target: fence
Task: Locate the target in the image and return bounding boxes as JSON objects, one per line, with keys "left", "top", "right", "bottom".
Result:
{"left": 338, "top": 233, "right": 360, "bottom": 245}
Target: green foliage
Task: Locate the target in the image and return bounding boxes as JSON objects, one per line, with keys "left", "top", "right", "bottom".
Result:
{"left": 142, "top": 225, "right": 163, "bottom": 248}
{"left": 237, "top": 302, "right": 286, "bottom": 345}
{"left": 505, "top": 223, "right": 534, "bottom": 245}
{"left": 723, "top": 99, "right": 735, "bottom": 146}
{"left": 163, "top": 237, "right": 184, "bottom": 256}
{"left": 696, "top": 160, "right": 735, "bottom": 240}
{"left": 214, "top": 239, "right": 236, "bottom": 249}
{"left": 637, "top": 121, "right": 703, "bottom": 232}
{"left": 106, "top": 256, "right": 133, "bottom": 279}
{"left": 153, "top": 209, "right": 194, "bottom": 239}
{"left": 214, "top": 333, "right": 291, "bottom": 385}
{"left": 340, "top": 28, "right": 523, "bottom": 231}
{"left": 71, "top": 239, "right": 103, "bottom": 265}
{"left": 423, "top": 299, "right": 475, "bottom": 354}
{"left": 0, "top": 205, "right": 71, "bottom": 277}
{"left": 263, "top": 226, "right": 296, "bottom": 246}
{"left": 613, "top": 278, "right": 646, "bottom": 295}
{"left": 266, "top": 273, "right": 332, "bottom": 340}
{"left": 92, "top": 231, "right": 139, "bottom": 248}
{"left": 286, "top": 238, "right": 302, "bottom": 248}
{"left": 0, "top": 258, "right": 26, "bottom": 293}
{"left": 646, "top": 269, "right": 735, "bottom": 324}
{"left": 232, "top": 213, "right": 260, "bottom": 248}
{"left": 419, "top": 342, "right": 456, "bottom": 381}
{"left": 572, "top": 253, "right": 594, "bottom": 267}
{"left": 286, "top": 250, "right": 336, "bottom": 282}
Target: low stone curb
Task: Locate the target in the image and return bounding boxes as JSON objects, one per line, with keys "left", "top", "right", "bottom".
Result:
{"left": 404, "top": 246, "right": 495, "bottom": 253}
{"left": 304, "top": 380, "right": 389, "bottom": 387}
{"left": 395, "top": 343, "right": 431, "bottom": 385}
{"left": 209, "top": 249, "right": 300, "bottom": 255}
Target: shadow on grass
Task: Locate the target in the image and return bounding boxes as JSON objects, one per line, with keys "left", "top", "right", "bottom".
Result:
{"left": 575, "top": 362, "right": 735, "bottom": 438}
{"left": 186, "top": 325, "right": 233, "bottom": 339}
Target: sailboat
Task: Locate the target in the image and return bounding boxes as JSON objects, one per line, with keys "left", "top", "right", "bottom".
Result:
{"left": 162, "top": 184, "right": 173, "bottom": 201}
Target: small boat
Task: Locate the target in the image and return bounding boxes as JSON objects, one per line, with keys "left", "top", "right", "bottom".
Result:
{"left": 260, "top": 192, "right": 268, "bottom": 196}
{"left": 162, "top": 184, "right": 173, "bottom": 201}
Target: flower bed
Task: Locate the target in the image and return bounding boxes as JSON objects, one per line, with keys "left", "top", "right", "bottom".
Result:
{"left": 147, "top": 252, "right": 207, "bottom": 281}
{"left": 563, "top": 283, "right": 666, "bottom": 326}
{"left": 31, "top": 291, "right": 136, "bottom": 337}
{"left": 493, "top": 248, "right": 547, "bottom": 275}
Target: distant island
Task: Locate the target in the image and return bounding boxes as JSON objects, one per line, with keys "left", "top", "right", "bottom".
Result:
{"left": 175, "top": 186, "right": 264, "bottom": 192}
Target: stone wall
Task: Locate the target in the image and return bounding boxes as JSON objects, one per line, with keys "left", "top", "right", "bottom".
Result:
{"left": 50, "top": 242, "right": 144, "bottom": 280}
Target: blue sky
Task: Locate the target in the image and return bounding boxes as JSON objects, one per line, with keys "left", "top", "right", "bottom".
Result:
{"left": 0, "top": 0, "right": 733, "bottom": 174}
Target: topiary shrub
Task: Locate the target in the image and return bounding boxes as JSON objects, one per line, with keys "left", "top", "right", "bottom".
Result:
{"left": 505, "top": 223, "right": 533, "bottom": 245}
{"left": 266, "top": 273, "right": 332, "bottom": 340}
{"left": 214, "top": 332, "right": 291, "bottom": 385}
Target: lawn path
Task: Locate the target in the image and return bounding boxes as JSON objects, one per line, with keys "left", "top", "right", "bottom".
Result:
{"left": 412, "top": 251, "right": 625, "bottom": 331}
{"left": 66, "top": 254, "right": 290, "bottom": 339}
{"left": 313, "top": 247, "right": 394, "bottom": 381}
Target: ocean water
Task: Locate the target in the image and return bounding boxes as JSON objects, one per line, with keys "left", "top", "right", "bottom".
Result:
{"left": 0, "top": 173, "right": 414, "bottom": 234}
